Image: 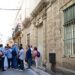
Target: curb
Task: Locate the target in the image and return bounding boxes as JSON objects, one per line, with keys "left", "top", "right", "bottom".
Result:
{"left": 31, "top": 67, "right": 50, "bottom": 75}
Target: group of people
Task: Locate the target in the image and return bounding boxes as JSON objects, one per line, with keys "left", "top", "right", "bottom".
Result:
{"left": 0, "top": 43, "right": 40, "bottom": 71}
{"left": 0, "top": 43, "right": 25, "bottom": 71}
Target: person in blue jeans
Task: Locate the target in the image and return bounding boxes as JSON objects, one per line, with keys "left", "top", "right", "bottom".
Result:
{"left": 12, "top": 43, "right": 19, "bottom": 69}
{"left": 26, "top": 45, "right": 32, "bottom": 68}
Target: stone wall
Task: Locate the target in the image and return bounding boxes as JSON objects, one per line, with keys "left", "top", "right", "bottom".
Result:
{"left": 21, "top": 0, "right": 75, "bottom": 71}
{"left": 46, "top": 0, "right": 75, "bottom": 71}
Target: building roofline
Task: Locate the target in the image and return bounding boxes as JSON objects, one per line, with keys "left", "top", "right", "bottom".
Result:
{"left": 31, "top": 0, "right": 48, "bottom": 17}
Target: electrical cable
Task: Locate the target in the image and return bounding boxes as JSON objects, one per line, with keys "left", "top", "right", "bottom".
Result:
{"left": 0, "top": 8, "right": 21, "bottom": 10}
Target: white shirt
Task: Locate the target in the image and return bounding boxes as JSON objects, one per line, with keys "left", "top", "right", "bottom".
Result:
{"left": 19, "top": 49, "right": 25, "bottom": 60}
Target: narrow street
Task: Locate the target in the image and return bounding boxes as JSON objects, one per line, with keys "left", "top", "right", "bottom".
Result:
{"left": 0, "top": 69, "right": 38, "bottom": 75}
{"left": 0, "top": 0, "right": 75, "bottom": 75}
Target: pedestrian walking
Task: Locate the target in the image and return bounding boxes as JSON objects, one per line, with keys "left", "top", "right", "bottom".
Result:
{"left": 26, "top": 45, "right": 32, "bottom": 69}
{"left": 18, "top": 44, "right": 25, "bottom": 71}
{"left": 6, "top": 44, "right": 12, "bottom": 69}
{"left": 33, "top": 47, "right": 40, "bottom": 68}
{"left": 12, "top": 43, "right": 19, "bottom": 69}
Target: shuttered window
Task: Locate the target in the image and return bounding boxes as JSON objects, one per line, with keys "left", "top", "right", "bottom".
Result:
{"left": 64, "top": 25, "right": 73, "bottom": 56}
{"left": 64, "top": 4, "right": 75, "bottom": 25}
{"left": 64, "top": 4, "right": 75, "bottom": 56}
{"left": 74, "top": 5, "right": 75, "bottom": 19}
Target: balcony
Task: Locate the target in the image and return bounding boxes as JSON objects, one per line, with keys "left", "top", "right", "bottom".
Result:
{"left": 22, "top": 18, "right": 31, "bottom": 28}
{"left": 12, "top": 24, "right": 21, "bottom": 39}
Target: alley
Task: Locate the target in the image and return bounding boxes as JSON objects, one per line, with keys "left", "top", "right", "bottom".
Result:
{"left": 1, "top": 0, "right": 75, "bottom": 75}
{"left": 0, "top": 69, "right": 38, "bottom": 75}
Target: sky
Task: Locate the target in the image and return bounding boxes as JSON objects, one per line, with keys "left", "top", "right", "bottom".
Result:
{"left": 0, "top": 0, "right": 40, "bottom": 46}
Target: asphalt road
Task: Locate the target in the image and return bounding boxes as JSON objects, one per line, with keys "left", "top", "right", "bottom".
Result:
{"left": 0, "top": 69, "right": 38, "bottom": 75}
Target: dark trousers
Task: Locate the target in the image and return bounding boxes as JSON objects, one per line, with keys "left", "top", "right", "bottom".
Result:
{"left": 18, "top": 59, "right": 20, "bottom": 67}
{"left": 0, "top": 57, "right": 4, "bottom": 71}
{"left": 8, "top": 58, "right": 12, "bottom": 68}
{"left": 19, "top": 59, "right": 24, "bottom": 70}
{"left": 28, "top": 58, "right": 32, "bottom": 68}
{"left": 12, "top": 56, "right": 18, "bottom": 69}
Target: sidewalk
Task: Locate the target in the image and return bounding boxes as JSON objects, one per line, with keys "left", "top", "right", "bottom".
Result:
{"left": 24, "top": 63, "right": 50, "bottom": 75}
{"left": 40, "top": 66, "right": 75, "bottom": 75}
{"left": 31, "top": 66, "right": 50, "bottom": 75}
{"left": 31, "top": 66, "right": 75, "bottom": 75}
{"left": 24, "top": 63, "right": 75, "bottom": 75}
{"left": 56, "top": 67, "right": 75, "bottom": 75}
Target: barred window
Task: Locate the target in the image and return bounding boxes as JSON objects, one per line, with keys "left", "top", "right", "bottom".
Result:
{"left": 64, "top": 4, "right": 75, "bottom": 24}
{"left": 27, "top": 33, "right": 30, "bottom": 46}
{"left": 64, "top": 4, "right": 75, "bottom": 56}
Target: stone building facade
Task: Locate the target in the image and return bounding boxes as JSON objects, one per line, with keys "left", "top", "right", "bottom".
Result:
{"left": 21, "top": 0, "right": 48, "bottom": 67}
{"left": 21, "top": 0, "right": 75, "bottom": 71}
{"left": 46, "top": 0, "right": 75, "bottom": 71}
{"left": 21, "top": 18, "right": 33, "bottom": 50}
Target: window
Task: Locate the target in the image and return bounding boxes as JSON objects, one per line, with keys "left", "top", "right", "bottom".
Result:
{"left": 64, "top": 25, "right": 73, "bottom": 56}
{"left": 27, "top": 33, "right": 30, "bottom": 46}
{"left": 64, "top": 4, "right": 75, "bottom": 56}
{"left": 64, "top": 4, "right": 75, "bottom": 24}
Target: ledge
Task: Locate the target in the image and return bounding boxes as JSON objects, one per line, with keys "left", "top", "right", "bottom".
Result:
{"left": 31, "top": 0, "right": 48, "bottom": 17}
{"left": 22, "top": 18, "right": 31, "bottom": 28}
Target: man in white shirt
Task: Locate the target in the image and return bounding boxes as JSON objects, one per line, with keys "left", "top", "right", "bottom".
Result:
{"left": 19, "top": 44, "right": 25, "bottom": 71}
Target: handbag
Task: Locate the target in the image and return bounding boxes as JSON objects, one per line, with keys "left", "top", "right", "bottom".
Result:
{"left": 4, "top": 56, "right": 8, "bottom": 70}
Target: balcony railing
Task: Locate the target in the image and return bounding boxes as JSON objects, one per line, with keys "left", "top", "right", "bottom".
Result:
{"left": 12, "top": 24, "right": 21, "bottom": 38}
{"left": 22, "top": 18, "right": 31, "bottom": 28}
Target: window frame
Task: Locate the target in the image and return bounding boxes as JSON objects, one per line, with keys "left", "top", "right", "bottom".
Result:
{"left": 64, "top": 24, "right": 75, "bottom": 57}
{"left": 27, "top": 33, "right": 30, "bottom": 46}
